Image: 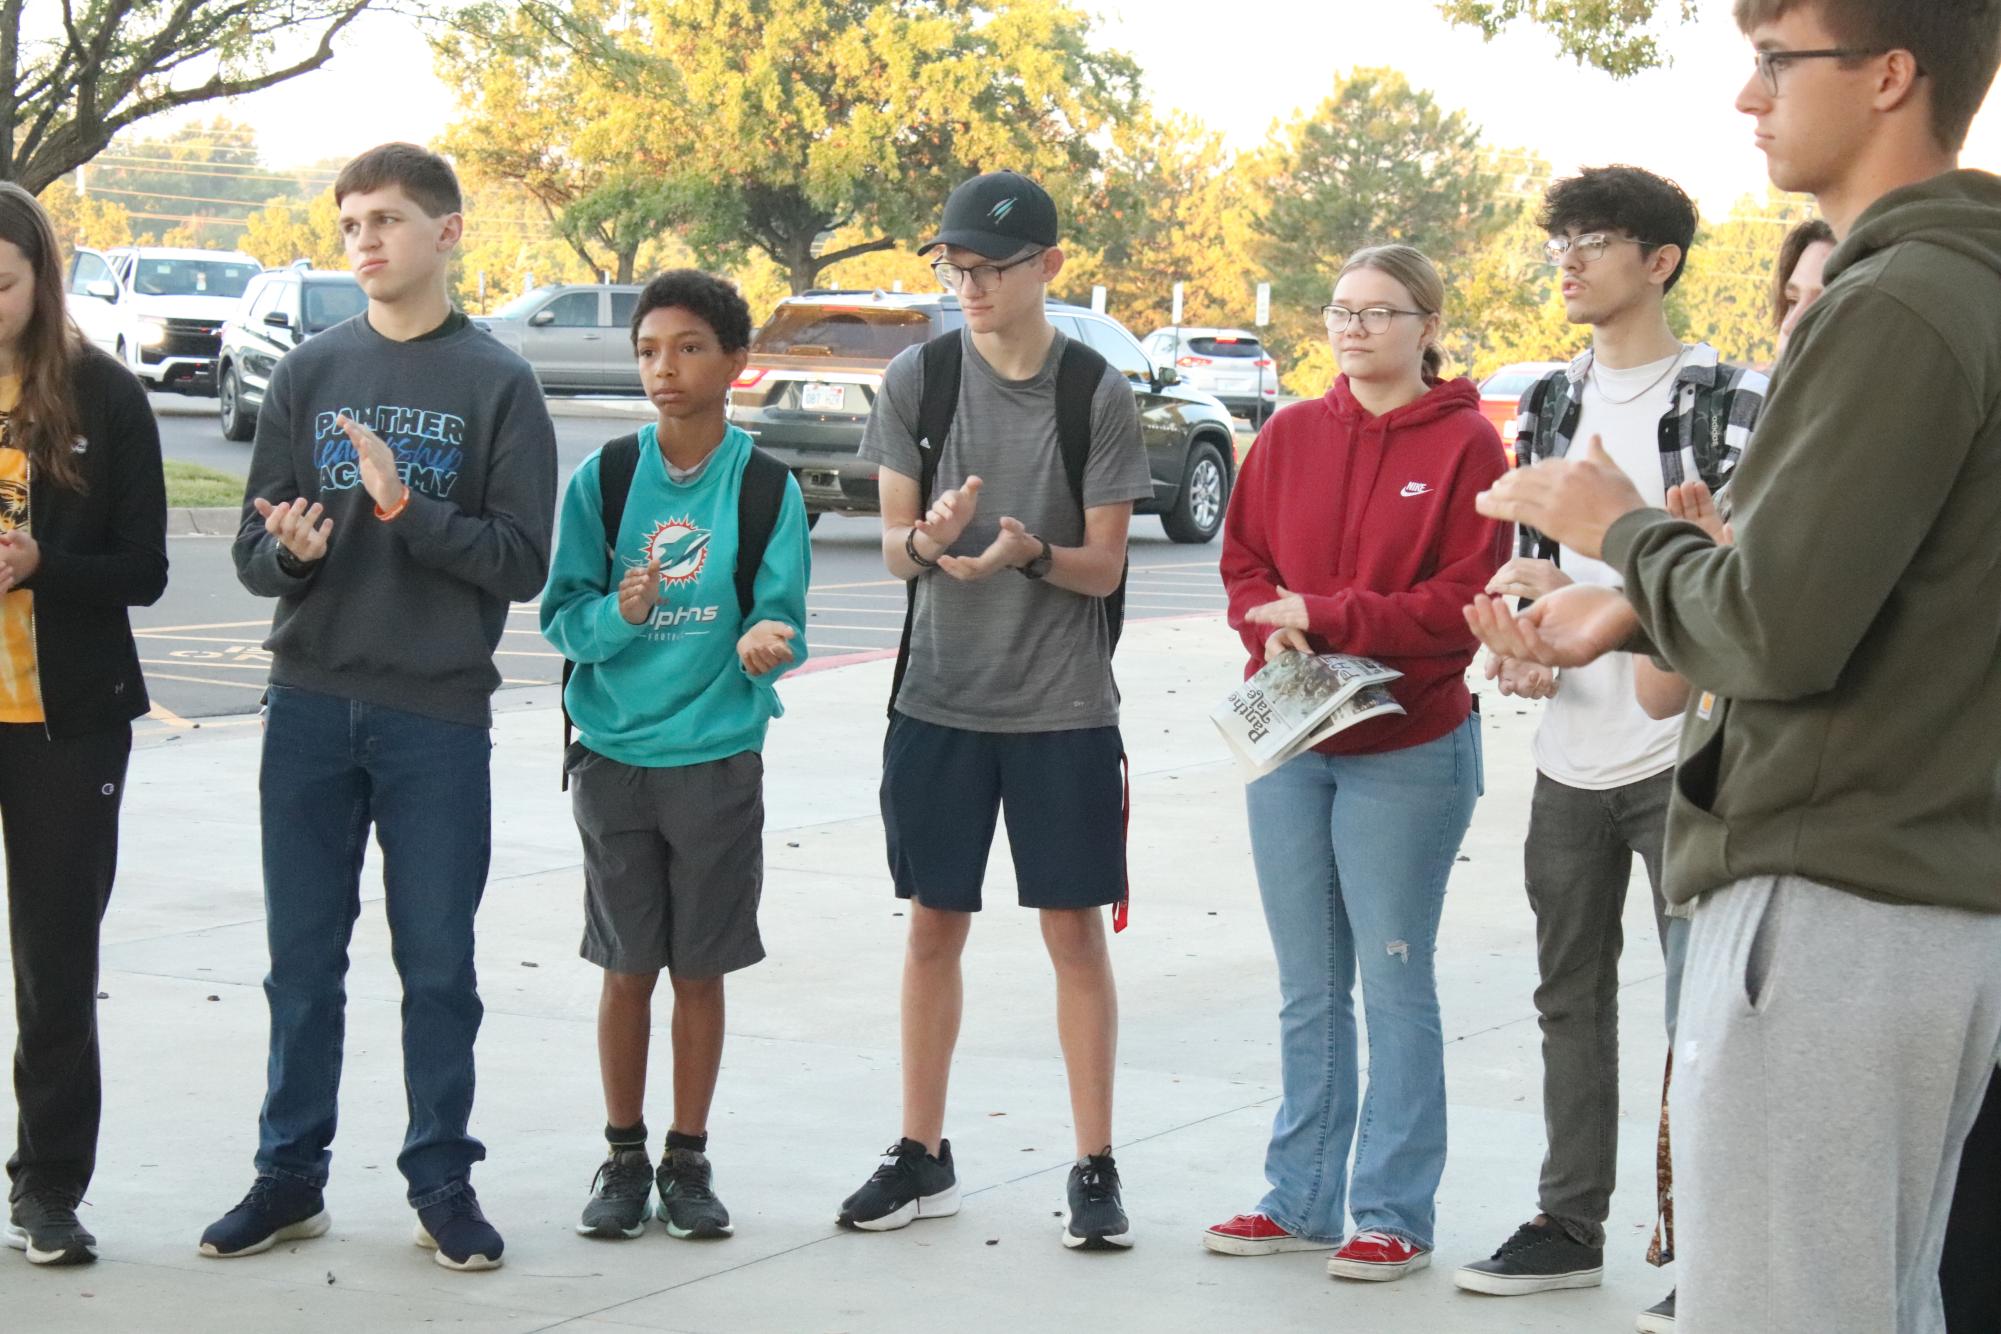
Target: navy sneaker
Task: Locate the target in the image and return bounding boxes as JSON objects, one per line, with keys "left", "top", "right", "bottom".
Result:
{"left": 200, "top": 1175, "right": 330, "bottom": 1258}
{"left": 1063, "top": 1150, "right": 1132, "bottom": 1250}
{"left": 6, "top": 1188, "right": 97, "bottom": 1266}
{"left": 836, "top": 1138, "right": 959, "bottom": 1231}
{"left": 414, "top": 1185, "right": 504, "bottom": 1271}
{"left": 578, "top": 1148, "right": 654, "bottom": 1240}
{"left": 657, "top": 1147, "right": 732, "bottom": 1239}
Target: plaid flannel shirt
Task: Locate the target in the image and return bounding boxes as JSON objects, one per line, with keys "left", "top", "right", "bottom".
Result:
{"left": 1513, "top": 343, "right": 1769, "bottom": 561}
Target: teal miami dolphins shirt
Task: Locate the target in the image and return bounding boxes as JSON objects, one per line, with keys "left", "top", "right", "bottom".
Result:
{"left": 541, "top": 424, "right": 811, "bottom": 768}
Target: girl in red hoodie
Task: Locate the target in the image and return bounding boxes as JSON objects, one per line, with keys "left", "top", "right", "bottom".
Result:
{"left": 1204, "top": 245, "right": 1508, "bottom": 1280}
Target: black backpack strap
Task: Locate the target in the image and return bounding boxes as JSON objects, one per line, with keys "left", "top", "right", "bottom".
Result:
{"left": 890, "top": 334, "right": 965, "bottom": 718}
{"left": 1054, "top": 340, "right": 1126, "bottom": 654}
{"left": 562, "top": 434, "right": 642, "bottom": 789}
{"left": 734, "top": 446, "right": 790, "bottom": 620}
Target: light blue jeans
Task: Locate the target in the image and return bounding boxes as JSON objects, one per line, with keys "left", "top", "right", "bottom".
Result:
{"left": 1244, "top": 714, "right": 1482, "bottom": 1249}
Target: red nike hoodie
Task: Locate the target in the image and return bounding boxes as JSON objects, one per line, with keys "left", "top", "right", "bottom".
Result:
{"left": 1222, "top": 374, "right": 1509, "bottom": 756}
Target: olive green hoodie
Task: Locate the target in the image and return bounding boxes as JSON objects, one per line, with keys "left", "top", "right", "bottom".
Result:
{"left": 1602, "top": 169, "right": 2001, "bottom": 913}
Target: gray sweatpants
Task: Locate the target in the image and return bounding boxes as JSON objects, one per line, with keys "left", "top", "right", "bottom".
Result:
{"left": 1671, "top": 875, "right": 2001, "bottom": 1334}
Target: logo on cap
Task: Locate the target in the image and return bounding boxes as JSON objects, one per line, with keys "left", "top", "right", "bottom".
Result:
{"left": 989, "top": 198, "right": 1018, "bottom": 223}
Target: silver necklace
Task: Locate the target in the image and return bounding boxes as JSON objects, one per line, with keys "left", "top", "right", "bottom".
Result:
{"left": 1590, "top": 346, "right": 1688, "bottom": 406}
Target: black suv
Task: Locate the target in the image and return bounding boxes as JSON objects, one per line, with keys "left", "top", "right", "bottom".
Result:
{"left": 727, "top": 292, "right": 1240, "bottom": 543}
{"left": 217, "top": 266, "right": 368, "bottom": 441}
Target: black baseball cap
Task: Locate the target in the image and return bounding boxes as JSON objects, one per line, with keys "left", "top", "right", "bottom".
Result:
{"left": 919, "top": 171, "right": 1059, "bottom": 259}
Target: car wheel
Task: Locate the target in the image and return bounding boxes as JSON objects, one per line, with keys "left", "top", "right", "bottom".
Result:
{"left": 219, "top": 366, "right": 256, "bottom": 441}
{"left": 1162, "top": 440, "right": 1229, "bottom": 544}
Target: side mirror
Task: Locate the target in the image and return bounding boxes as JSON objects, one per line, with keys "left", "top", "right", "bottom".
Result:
{"left": 528, "top": 308, "right": 556, "bottom": 327}
{"left": 1151, "top": 364, "right": 1181, "bottom": 389}
{"left": 263, "top": 309, "right": 294, "bottom": 330}
{"left": 84, "top": 280, "right": 117, "bottom": 301}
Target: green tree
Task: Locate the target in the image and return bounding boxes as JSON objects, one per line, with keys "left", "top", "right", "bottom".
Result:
{"left": 1669, "top": 189, "right": 1821, "bottom": 367}
{"left": 240, "top": 192, "right": 345, "bottom": 269}
{"left": 85, "top": 118, "right": 293, "bottom": 245}
{"left": 36, "top": 176, "right": 133, "bottom": 252}
{"left": 1437, "top": 1, "right": 1697, "bottom": 76}
{"left": 1, "top": 0, "right": 373, "bottom": 193}
{"left": 440, "top": 0, "right": 1144, "bottom": 295}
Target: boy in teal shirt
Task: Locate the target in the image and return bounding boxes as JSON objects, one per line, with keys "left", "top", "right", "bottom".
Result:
{"left": 541, "top": 270, "right": 809, "bottom": 1241}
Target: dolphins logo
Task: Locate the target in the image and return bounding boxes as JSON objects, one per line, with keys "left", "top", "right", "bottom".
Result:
{"left": 643, "top": 518, "right": 712, "bottom": 588}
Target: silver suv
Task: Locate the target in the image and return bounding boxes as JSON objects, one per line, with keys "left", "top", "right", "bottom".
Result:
{"left": 474, "top": 284, "right": 645, "bottom": 394}
{"left": 1142, "top": 327, "right": 1281, "bottom": 425}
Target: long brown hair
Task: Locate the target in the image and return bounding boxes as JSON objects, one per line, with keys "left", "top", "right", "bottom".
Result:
{"left": 0, "top": 182, "right": 85, "bottom": 491}
{"left": 1772, "top": 217, "right": 1835, "bottom": 329}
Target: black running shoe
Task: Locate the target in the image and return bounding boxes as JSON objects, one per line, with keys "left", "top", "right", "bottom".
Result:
{"left": 199, "top": 1175, "right": 330, "bottom": 1259}
{"left": 1063, "top": 1150, "right": 1131, "bottom": 1251}
{"left": 1453, "top": 1217, "right": 1604, "bottom": 1295}
{"left": 577, "top": 1147, "right": 654, "bottom": 1239}
{"left": 836, "top": 1138, "right": 959, "bottom": 1232}
{"left": 6, "top": 1188, "right": 97, "bottom": 1266}
{"left": 657, "top": 1147, "right": 732, "bottom": 1239}
{"left": 1637, "top": 1288, "right": 1677, "bottom": 1332}
{"left": 414, "top": 1185, "right": 504, "bottom": 1271}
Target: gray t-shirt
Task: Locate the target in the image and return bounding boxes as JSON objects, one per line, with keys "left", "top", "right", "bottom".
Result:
{"left": 858, "top": 330, "right": 1152, "bottom": 732}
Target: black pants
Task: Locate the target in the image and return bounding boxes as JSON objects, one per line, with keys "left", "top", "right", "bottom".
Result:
{"left": 1943, "top": 1067, "right": 2001, "bottom": 1333}
{"left": 1, "top": 722, "right": 131, "bottom": 1203}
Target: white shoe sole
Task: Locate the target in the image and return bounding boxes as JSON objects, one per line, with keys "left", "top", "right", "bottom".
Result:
{"left": 1202, "top": 1231, "right": 1336, "bottom": 1256}
{"left": 843, "top": 1183, "right": 961, "bottom": 1232}
{"left": 574, "top": 1217, "right": 647, "bottom": 1240}
{"left": 1328, "top": 1250, "right": 1432, "bottom": 1282}
{"left": 1452, "top": 1264, "right": 1604, "bottom": 1295}
{"left": 198, "top": 1209, "right": 330, "bottom": 1259}
{"left": 662, "top": 1213, "right": 734, "bottom": 1240}
{"left": 6, "top": 1223, "right": 97, "bottom": 1266}
{"left": 1635, "top": 1309, "right": 1675, "bottom": 1333}
{"left": 1062, "top": 1224, "right": 1133, "bottom": 1251}
{"left": 414, "top": 1222, "right": 504, "bottom": 1271}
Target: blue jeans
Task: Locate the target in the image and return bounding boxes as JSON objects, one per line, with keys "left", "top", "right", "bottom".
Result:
{"left": 254, "top": 684, "right": 492, "bottom": 1206}
{"left": 1244, "top": 714, "right": 1482, "bottom": 1249}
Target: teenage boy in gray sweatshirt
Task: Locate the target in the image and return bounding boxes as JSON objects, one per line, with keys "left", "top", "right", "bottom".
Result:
{"left": 201, "top": 143, "right": 556, "bottom": 1272}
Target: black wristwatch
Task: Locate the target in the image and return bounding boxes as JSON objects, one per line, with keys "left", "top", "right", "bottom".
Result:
{"left": 1019, "top": 535, "right": 1053, "bottom": 581}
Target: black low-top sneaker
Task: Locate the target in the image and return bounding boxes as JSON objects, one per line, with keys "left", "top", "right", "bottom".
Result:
{"left": 658, "top": 1147, "right": 733, "bottom": 1239}
{"left": 414, "top": 1185, "right": 505, "bottom": 1271}
{"left": 836, "top": 1138, "right": 959, "bottom": 1232}
{"left": 578, "top": 1147, "right": 654, "bottom": 1239}
{"left": 1063, "top": 1150, "right": 1131, "bottom": 1251}
{"left": 1453, "top": 1217, "right": 1604, "bottom": 1295}
{"left": 1637, "top": 1287, "right": 1677, "bottom": 1332}
{"left": 6, "top": 1189, "right": 97, "bottom": 1266}
{"left": 199, "top": 1175, "right": 330, "bottom": 1259}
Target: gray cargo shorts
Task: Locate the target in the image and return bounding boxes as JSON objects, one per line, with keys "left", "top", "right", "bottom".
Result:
{"left": 567, "top": 743, "right": 766, "bottom": 978}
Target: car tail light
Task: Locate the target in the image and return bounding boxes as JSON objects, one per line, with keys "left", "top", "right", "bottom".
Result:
{"left": 1253, "top": 358, "right": 1273, "bottom": 368}
{"left": 732, "top": 367, "right": 769, "bottom": 389}
{"left": 1177, "top": 355, "right": 1213, "bottom": 367}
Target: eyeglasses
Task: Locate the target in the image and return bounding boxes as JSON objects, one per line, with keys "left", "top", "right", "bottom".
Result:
{"left": 1542, "top": 233, "right": 1662, "bottom": 266}
{"left": 1751, "top": 47, "right": 1890, "bottom": 97}
{"left": 932, "top": 249, "right": 1045, "bottom": 294}
{"left": 1321, "top": 305, "right": 1424, "bottom": 335}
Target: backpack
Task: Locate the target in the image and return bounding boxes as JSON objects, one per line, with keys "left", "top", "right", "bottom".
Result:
{"left": 559, "top": 435, "right": 791, "bottom": 786}
{"left": 886, "top": 331, "right": 1127, "bottom": 717}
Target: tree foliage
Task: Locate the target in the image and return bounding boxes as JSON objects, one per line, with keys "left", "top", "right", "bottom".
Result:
{"left": 37, "top": 176, "right": 133, "bottom": 253}
{"left": 1436, "top": 0, "right": 1699, "bottom": 76}
{"left": 1, "top": 0, "right": 374, "bottom": 194}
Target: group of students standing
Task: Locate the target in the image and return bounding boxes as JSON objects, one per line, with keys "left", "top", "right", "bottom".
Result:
{"left": 1, "top": 1, "right": 1998, "bottom": 1331}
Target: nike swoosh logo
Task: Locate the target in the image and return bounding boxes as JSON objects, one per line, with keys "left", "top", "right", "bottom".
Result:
{"left": 1399, "top": 483, "right": 1432, "bottom": 497}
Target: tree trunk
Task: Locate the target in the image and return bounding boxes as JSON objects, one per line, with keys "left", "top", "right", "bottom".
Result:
{"left": 783, "top": 231, "right": 821, "bottom": 295}
{"left": 616, "top": 248, "right": 636, "bottom": 285}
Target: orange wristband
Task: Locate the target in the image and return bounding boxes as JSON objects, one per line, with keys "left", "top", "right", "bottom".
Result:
{"left": 374, "top": 489, "right": 412, "bottom": 522}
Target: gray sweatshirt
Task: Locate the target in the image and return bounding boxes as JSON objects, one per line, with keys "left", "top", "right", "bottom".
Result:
{"left": 232, "top": 315, "right": 558, "bottom": 727}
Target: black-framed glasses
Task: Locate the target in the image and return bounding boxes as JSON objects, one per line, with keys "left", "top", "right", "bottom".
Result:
{"left": 1321, "top": 305, "right": 1424, "bottom": 335}
{"left": 932, "top": 249, "right": 1045, "bottom": 294}
{"left": 1542, "top": 233, "right": 1661, "bottom": 265}
{"left": 1752, "top": 47, "right": 1889, "bottom": 96}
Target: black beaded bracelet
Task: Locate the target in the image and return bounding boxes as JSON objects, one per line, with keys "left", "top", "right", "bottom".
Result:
{"left": 905, "top": 527, "right": 939, "bottom": 569}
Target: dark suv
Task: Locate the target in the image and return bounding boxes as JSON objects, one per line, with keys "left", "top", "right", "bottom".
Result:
{"left": 217, "top": 266, "right": 368, "bottom": 441}
{"left": 728, "top": 292, "right": 1240, "bottom": 543}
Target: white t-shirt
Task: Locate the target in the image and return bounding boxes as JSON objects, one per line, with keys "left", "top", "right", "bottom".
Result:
{"left": 1532, "top": 350, "right": 1689, "bottom": 790}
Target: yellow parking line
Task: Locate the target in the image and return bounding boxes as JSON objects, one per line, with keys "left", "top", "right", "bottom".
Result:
{"left": 131, "top": 619, "right": 271, "bottom": 633}
{"left": 146, "top": 701, "right": 196, "bottom": 729}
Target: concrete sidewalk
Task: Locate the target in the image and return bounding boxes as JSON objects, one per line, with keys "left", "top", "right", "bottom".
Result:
{"left": 2, "top": 618, "right": 1677, "bottom": 1333}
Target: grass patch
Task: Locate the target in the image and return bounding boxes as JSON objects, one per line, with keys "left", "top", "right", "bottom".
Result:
{"left": 163, "top": 459, "right": 245, "bottom": 509}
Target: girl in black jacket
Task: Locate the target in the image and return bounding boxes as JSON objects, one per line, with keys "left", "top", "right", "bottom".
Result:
{"left": 0, "top": 182, "right": 167, "bottom": 1267}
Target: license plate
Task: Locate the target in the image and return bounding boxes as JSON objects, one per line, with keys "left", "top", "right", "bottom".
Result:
{"left": 801, "top": 382, "right": 846, "bottom": 412}
{"left": 804, "top": 470, "right": 841, "bottom": 492}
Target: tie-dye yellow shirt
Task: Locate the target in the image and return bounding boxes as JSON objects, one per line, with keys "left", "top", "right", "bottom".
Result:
{"left": 0, "top": 374, "right": 40, "bottom": 723}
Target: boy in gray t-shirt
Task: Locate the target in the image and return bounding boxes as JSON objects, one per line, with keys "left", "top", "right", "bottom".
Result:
{"left": 835, "top": 172, "right": 1151, "bottom": 1250}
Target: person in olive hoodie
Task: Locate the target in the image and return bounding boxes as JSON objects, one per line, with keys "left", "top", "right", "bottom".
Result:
{"left": 1468, "top": 2, "right": 2001, "bottom": 1330}
{"left": 0, "top": 183, "right": 168, "bottom": 1268}
{"left": 1209, "top": 245, "right": 1507, "bottom": 1281}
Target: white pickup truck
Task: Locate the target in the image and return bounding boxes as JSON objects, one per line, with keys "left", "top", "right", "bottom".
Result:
{"left": 64, "top": 245, "right": 263, "bottom": 396}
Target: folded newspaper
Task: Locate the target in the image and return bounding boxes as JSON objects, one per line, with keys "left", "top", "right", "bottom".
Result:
{"left": 1212, "top": 652, "right": 1405, "bottom": 777}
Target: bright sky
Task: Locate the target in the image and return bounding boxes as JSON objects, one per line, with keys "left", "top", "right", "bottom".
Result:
{"left": 184, "top": 0, "right": 2001, "bottom": 218}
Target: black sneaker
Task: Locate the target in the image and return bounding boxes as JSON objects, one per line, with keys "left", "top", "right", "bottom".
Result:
{"left": 5, "top": 1189, "right": 97, "bottom": 1266}
{"left": 1637, "top": 1288, "right": 1676, "bottom": 1332}
{"left": 1063, "top": 1150, "right": 1131, "bottom": 1251}
{"left": 1453, "top": 1217, "right": 1604, "bottom": 1295}
{"left": 414, "top": 1185, "right": 505, "bottom": 1271}
{"left": 657, "top": 1147, "right": 733, "bottom": 1239}
{"left": 577, "top": 1147, "right": 654, "bottom": 1239}
{"left": 836, "top": 1138, "right": 959, "bottom": 1232}
{"left": 199, "top": 1175, "right": 330, "bottom": 1259}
